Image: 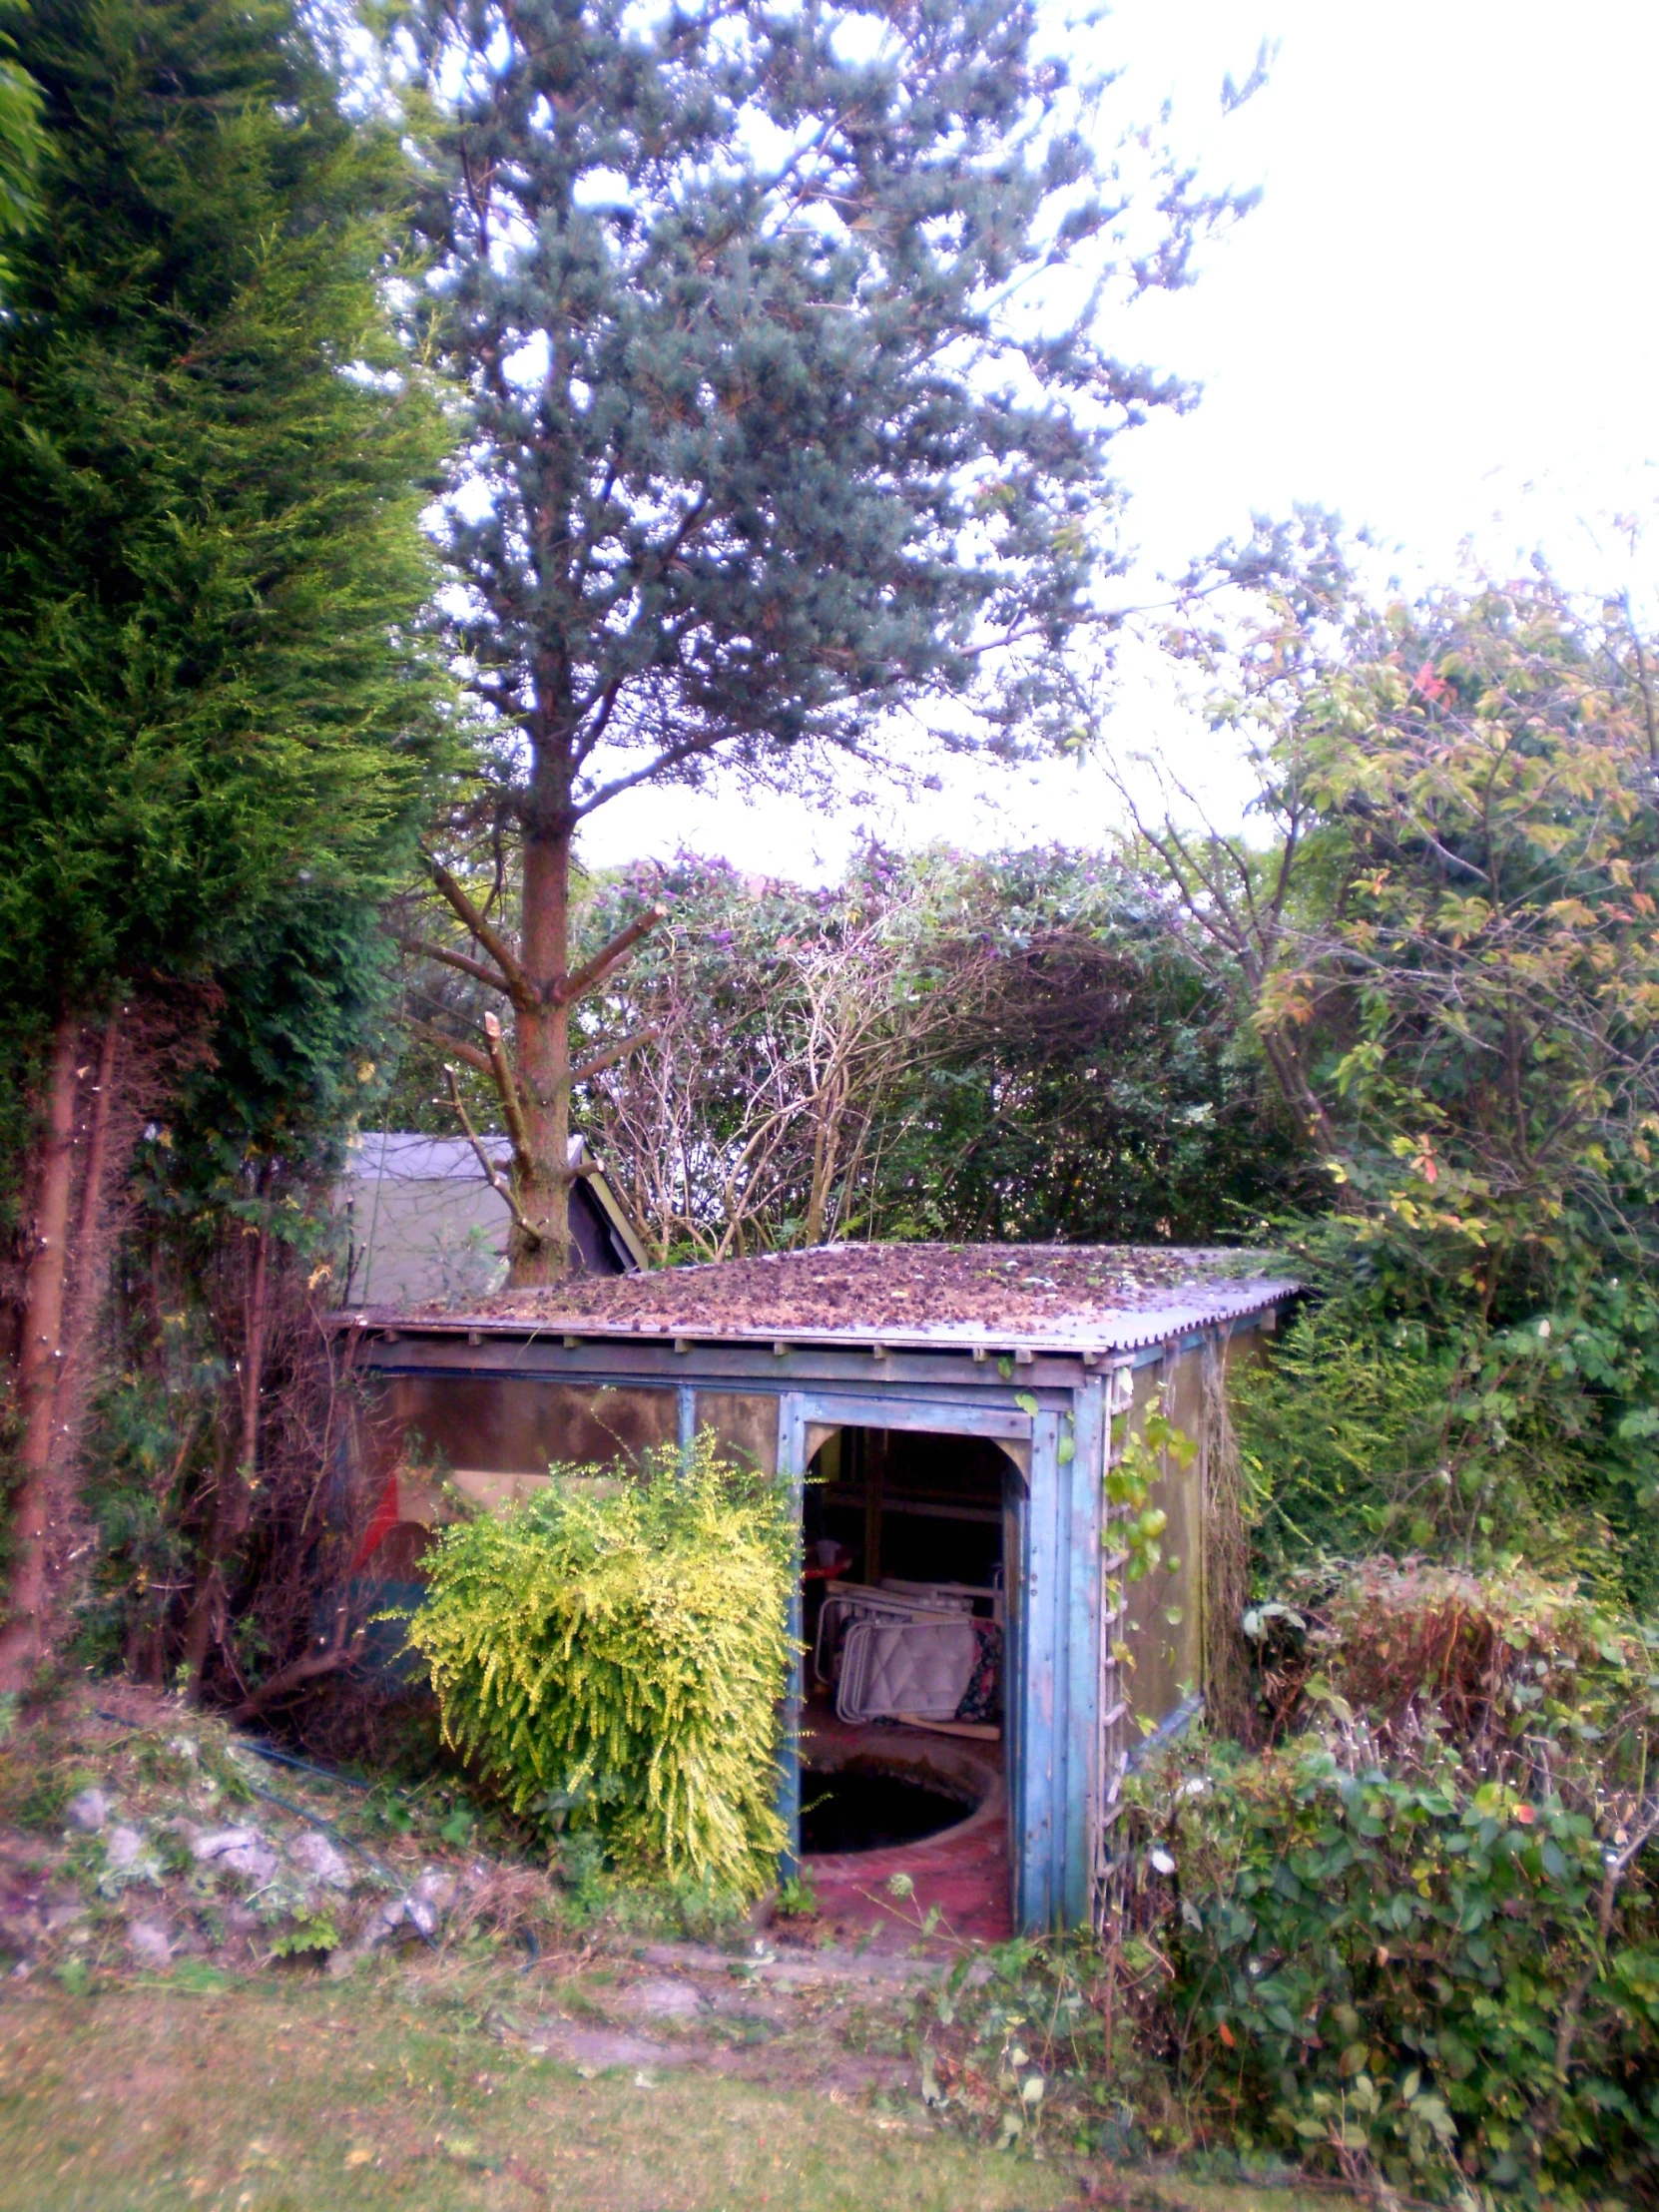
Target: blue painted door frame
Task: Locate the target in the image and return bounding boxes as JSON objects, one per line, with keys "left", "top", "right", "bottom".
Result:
{"left": 1010, "top": 1381, "right": 1107, "bottom": 1928}
{"left": 774, "top": 1381, "right": 1105, "bottom": 1931}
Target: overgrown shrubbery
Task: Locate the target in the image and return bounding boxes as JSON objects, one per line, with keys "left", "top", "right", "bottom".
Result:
{"left": 1232, "top": 1306, "right": 1618, "bottom": 1593}
{"left": 406, "top": 1433, "right": 793, "bottom": 1903}
{"left": 1129, "top": 575, "right": 1659, "bottom": 1613}
{"left": 1120, "top": 1562, "right": 1659, "bottom": 2204}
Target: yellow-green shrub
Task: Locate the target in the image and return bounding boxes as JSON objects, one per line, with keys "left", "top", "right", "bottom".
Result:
{"left": 406, "top": 1432, "right": 793, "bottom": 1900}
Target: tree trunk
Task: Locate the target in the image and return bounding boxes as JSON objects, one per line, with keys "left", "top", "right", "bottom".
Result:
{"left": 509, "top": 805, "right": 576, "bottom": 1286}
{"left": 60, "top": 1015, "right": 120, "bottom": 1394}
{"left": 1258, "top": 1026, "right": 1354, "bottom": 1192}
{"left": 0, "top": 1018, "right": 82, "bottom": 1696}
{"left": 428, "top": 726, "right": 660, "bottom": 1288}
{"left": 182, "top": 1177, "right": 275, "bottom": 1695}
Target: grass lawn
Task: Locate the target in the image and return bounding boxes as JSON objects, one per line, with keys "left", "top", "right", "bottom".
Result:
{"left": 0, "top": 1968, "right": 1078, "bottom": 2212}
{"left": 0, "top": 1692, "right": 1373, "bottom": 2212}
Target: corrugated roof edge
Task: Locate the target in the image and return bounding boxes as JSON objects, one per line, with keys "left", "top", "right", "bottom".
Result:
{"left": 338, "top": 1275, "right": 1301, "bottom": 1357}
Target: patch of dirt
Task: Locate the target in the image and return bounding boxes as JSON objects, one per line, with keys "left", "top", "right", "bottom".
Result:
{"left": 609, "top": 1974, "right": 707, "bottom": 2020}
{"left": 524, "top": 2020, "right": 690, "bottom": 2070}
{"left": 636, "top": 1936, "right": 959, "bottom": 1991}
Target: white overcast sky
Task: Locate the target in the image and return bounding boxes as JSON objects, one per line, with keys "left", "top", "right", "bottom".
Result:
{"left": 579, "top": 0, "right": 1659, "bottom": 879}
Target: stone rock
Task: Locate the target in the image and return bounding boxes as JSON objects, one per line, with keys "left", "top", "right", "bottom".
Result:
{"left": 405, "top": 1868, "right": 455, "bottom": 1936}
{"left": 333, "top": 1866, "right": 458, "bottom": 1968}
{"left": 191, "top": 1827, "right": 278, "bottom": 1886}
{"left": 356, "top": 1899, "right": 407, "bottom": 1950}
{"left": 616, "top": 1977, "right": 705, "bottom": 2021}
{"left": 66, "top": 1788, "right": 109, "bottom": 1833}
{"left": 286, "top": 1830, "right": 351, "bottom": 1891}
{"left": 527, "top": 2023, "right": 689, "bottom": 2071}
{"left": 104, "top": 1825, "right": 146, "bottom": 1874}
{"left": 127, "top": 1919, "right": 172, "bottom": 1968}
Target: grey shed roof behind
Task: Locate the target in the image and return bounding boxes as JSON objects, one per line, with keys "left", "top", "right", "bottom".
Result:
{"left": 340, "top": 1131, "right": 647, "bottom": 1307}
{"left": 359, "top": 1242, "right": 1297, "bottom": 1356}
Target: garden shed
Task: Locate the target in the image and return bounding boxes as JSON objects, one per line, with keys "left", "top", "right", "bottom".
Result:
{"left": 340, "top": 1244, "right": 1295, "bottom": 1934}
{"left": 338, "top": 1132, "right": 645, "bottom": 1309}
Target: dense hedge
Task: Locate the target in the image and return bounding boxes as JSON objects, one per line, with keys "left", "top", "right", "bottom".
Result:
{"left": 1124, "top": 1565, "right": 1659, "bottom": 2203}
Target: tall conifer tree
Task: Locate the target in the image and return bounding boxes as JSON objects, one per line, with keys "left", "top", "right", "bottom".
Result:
{"left": 0, "top": 0, "right": 41, "bottom": 294}
{"left": 405, "top": 0, "right": 1245, "bottom": 1283}
{"left": 0, "top": 0, "right": 448, "bottom": 1689}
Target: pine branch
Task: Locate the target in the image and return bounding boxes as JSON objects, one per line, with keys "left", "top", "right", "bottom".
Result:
{"left": 444, "top": 1064, "right": 539, "bottom": 1244}
{"left": 571, "top": 1028, "right": 660, "bottom": 1085}
{"left": 558, "top": 906, "right": 666, "bottom": 1006}
{"left": 403, "top": 1016, "right": 492, "bottom": 1077}
{"left": 481, "top": 1011, "right": 534, "bottom": 1166}
{"left": 423, "top": 855, "right": 535, "bottom": 1006}
{"left": 397, "top": 934, "right": 517, "bottom": 996}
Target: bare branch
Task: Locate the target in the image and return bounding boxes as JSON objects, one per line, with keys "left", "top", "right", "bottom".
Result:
{"left": 444, "top": 1064, "right": 540, "bottom": 1244}
{"left": 228, "top": 1601, "right": 362, "bottom": 1723}
{"left": 481, "top": 1011, "right": 533, "bottom": 1166}
{"left": 397, "top": 934, "right": 517, "bottom": 997}
{"left": 403, "top": 1017, "right": 492, "bottom": 1078}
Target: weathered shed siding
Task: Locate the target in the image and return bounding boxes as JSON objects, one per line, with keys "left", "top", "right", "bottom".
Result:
{"left": 373, "top": 1376, "right": 679, "bottom": 1525}
{"left": 339, "top": 1243, "right": 1293, "bottom": 1932}
{"left": 693, "top": 1390, "right": 780, "bottom": 1478}
{"left": 1120, "top": 1350, "right": 1207, "bottom": 1726}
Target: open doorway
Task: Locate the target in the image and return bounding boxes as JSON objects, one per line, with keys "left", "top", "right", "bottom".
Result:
{"left": 797, "top": 1424, "right": 1016, "bottom": 1939}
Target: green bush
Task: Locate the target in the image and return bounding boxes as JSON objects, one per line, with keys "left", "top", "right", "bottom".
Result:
{"left": 405, "top": 1432, "right": 793, "bottom": 1902}
{"left": 1232, "top": 1304, "right": 1614, "bottom": 1590}
{"left": 1126, "top": 1565, "right": 1659, "bottom": 2204}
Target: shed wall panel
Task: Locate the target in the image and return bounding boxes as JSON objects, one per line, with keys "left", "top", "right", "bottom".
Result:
{"left": 369, "top": 1376, "right": 678, "bottom": 1514}
{"left": 1061, "top": 1376, "right": 1107, "bottom": 1926}
{"left": 1011, "top": 1409, "right": 1060, "bottom": 1927}
{"left": 1119, "top": 1349, "right": 1205, "bottom": 1726}
{"left": 694, "top": 1390, "right": 780, "bottom": 1478}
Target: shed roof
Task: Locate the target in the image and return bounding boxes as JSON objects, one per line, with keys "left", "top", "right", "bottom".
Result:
{"left": 357, "top": 1243, "right": 1296, "bottom": 1357}
{"left": 342, "top": 1130, "right": 648, "bottom": 1282}
{"left": 348, "top": 1131, "right": 600, "bottom": 1183}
